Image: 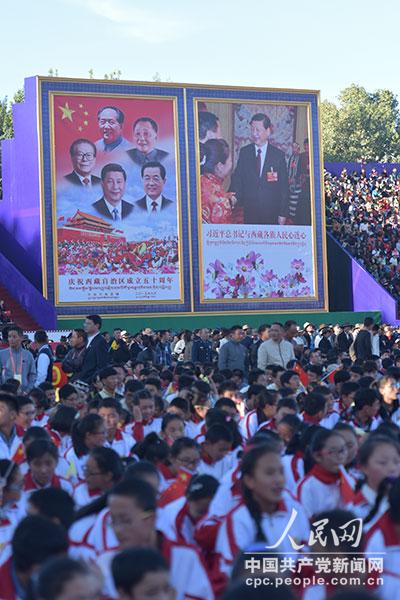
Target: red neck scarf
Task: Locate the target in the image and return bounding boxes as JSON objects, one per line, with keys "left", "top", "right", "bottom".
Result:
{"left": 310, "top": 463, "right": 341, "bottom": 484}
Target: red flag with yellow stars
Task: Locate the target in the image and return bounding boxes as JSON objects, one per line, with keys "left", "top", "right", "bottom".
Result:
{"left": 12, "top": 443, "right": 25, "bottom": 465}
{"left": 158, "top": 469, "right": 192, "bottom": 508}
{"left": 58, "top": 100, "right": 91, "bottom": 135}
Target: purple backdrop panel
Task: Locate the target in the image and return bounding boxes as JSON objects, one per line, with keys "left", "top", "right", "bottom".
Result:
{"left": 0, "top": 77, "right": 42, "bottom": 272}
{"left": 352, "top": 260, "right": 400, "bottom": 325}
{"left": 325, "top": 162, "right": 400, "bottom": 177}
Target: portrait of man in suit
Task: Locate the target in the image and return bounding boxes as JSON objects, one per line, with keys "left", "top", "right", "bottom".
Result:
{"left": 126, "top": 117, "right": 169, "bottom": 167}
{"left": 64, "top": 139, "right": 101, "bottom": 188}
{"left": 95, "top": 106, "right": 132, "bottom": 154}
{"left": 230, "top": 113, "right": 290, "bottom": 225}
{"left": 92, "top": 163, "right": 134, "bottom": 221}
{"left": 135, "top": 161, "right": 173, "bottom": 214}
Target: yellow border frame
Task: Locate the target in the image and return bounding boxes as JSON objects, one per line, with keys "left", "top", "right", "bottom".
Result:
{"left": 47, "top": 90, "right": 184, "bottom": 307}
{"left": 36, "top": 76, "right": 328, "bottom": 316}
{"left": 193, "top": 98, "right": 318, "bottom": 305}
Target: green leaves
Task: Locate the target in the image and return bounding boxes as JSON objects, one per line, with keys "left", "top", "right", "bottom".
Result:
{"left": 321, "top": 84, "right": 400, "bottom": 162}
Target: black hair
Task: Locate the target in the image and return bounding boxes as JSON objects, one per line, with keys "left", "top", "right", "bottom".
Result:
{"left": 355, "top": 435, "right": 400, "bottom": 523}
{"left": 33, "top": 556, "right": 94, "bottom": 600}
{"left": 29, "top": 487, "right": 75, "bottom": 530}
{"left": 0, "top": 393, "right": 18, "bottom": 413}
{"left": 198, "top": 111, "right": 219, "bottom": 140}
{"left": 89, "top": 447, "right": 124, "bottom": 482}
{"left": 125, "top": 459, "right": 160, "bottom": 482}
{"left": 250, "top": 112, "right": 272, "bottom": 130}
{"left": 112, "top": 547, "right": 168, "bottom": 594}
{"left": 202, "top": 139, "right": 230, "bottom": 175}
{"left": 69, "top": 138, "right": 97, "bottom": 158}
{"left": 141, "top": 160, "right": 166, "bottom": 180}
{"left": 100, "top": 163, "right": 127, "bottom": 182}
{"left": 26, "top": 439, "right": 58, "bottom": 463}
{"left": 59, "top": 383, "right": 77, "bottom": 401}
{"left": 170, "top": 437, "right": 200, "bottom": 458}
{"left": 12, "top": 516, "right": 69, "bottom": 571}
{"left": 0, "top": 459, "right": 18, "bottom": 486}
{"left": 354, "top": 388, "right": 380, "bottom": 411}
{"left": 16, "top": 395, "right": 35, "bottom": 412}
{"left": 133, "top": 116, "right": 158, "bottom": 132}
{"left": 7, "top": 325, "right": 24, "bottom": 337}
{"left": 98, "top": 367, "right": 117, "bottom": 380}
{"left": 334, "top": 370, "right": 351, "bottom": 385}
{"left": 98, "top": 398, "right": 121, "bottom": 413}
{"left": 186, "top": 474, "right": 219, "bottom": 500}
{"left": 248, "top": 369, "right": 265, "bottom": 385}
{"left": 23, "top": 426, "right": 51, "bottom": 445}
{"left": 240, "top": 443, "right": 282, "bottom": 542}
{"left": 97, "top": 106, "right": 124, "bottom": 124}
{"left": 280, "top": 370, "right": 299, "bottom": 387}
{"left": 125, "top": 379, "right": 145, "bottom": 394}
{"left": 132, "top": 389, "right": 153, "bottom": 406}
{"left": 29, "top": 387, "right": 50, "bottom": 411}
{"left": 109, "top": 477, "right": 157, "bottom": 513}
{"left": 132, "top": 432, "right": 170, "bottom": 464}
{"left": 48, "top": 405, "right": 77, "bottom": 434}
{"left": 161, "top": 413, "right": 184, "bottom": 432}
{"left": 71, "top": 413, "right": 104, "bottom": 456}
{"left": 214, "top": 398, "right": 237, "bottom": 411}
{"left": 341, "top": 381, "right": 360, "bottom": 396}
{"left": 204, "top": 423, "right": 233, "bottom": 445}
{"left": 303, "top": 393, "right": 327, "bottom": 417}
{"left": 85, "top": 314, "right": 102, "bottom": 329}
{"left": 303, "top": 427, "right": 342, "bottom": 472}
{"left": 253, "top": 388, "right": 278, "bottom": 424}
{"left": 169, "top": 397, "right": 190, "bottom": 413}
{"left": 312, "top": 509, "right": 364, "bottom": 552}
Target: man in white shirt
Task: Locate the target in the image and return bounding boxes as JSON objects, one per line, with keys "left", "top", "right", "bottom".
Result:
{"left": 92, "top": 164, "right": 134, "bottom": 221}
{"left": 134, "top": 162, "right": 174, "bottom": 214}
{"left": 257, "top": 322, "right": 295, "bottom": 370}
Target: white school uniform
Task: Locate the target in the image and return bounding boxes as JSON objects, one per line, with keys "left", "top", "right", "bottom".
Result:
{"left": 297, "top": 465, "right": 345, "bottom": 519}
{"left": 319, "top": 410, "right": 340, "bottom": 430}
{"left": 0, "top": 426, "right": 25, "bottom": 461}
{"left": 98, "top": 538, "right": 215, "bottom": 600}
{"left": 124, "top": 417, "right": 162, "bottom": 442}
{"left": 73, "top": 481, "right": 102, "bottom": 509}
{"left": 185, "top": 420, "right": 204, "bottom": 440}
{"left": 157, "top": 496, "right": 196, "bottom": 545}
{"left": 33, "top": 413, "right": 49, "bottom": 427}
{"left": 104, "top": 429, "right": 134, "bottom": 458}
{"left": 215, "top": 491, "right": 310, "bottom": 576}
{"left": 365, "top": 511, "right": 400, "bottom": 600}
{"left": 197, "top": 451, "right": 238, "bottom": 480}
{"left": 87, "top": 507, "right": 118, "bottom": 556}
{"left": 282, "top": 453, "right": 305, "bottom": 496}
{"left": 64, "top": 447, "right": 89, "bottom": 482}
{"left": 346, "top": 483, "right": 389, "bottom": 531}
{"left": 69, "top": 514, "right": 98, "bottom": 561}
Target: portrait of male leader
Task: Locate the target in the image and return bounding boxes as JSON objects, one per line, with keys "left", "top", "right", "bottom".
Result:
{"left": 64, "top": 139, "right": 101, "bottom": 187}
{"left": 230, "top": 113, "right": 290, "bottom": 225}
{"left": 95, "top": 106, "right": 132, "bottom": 154}
{"left": 126, "top": 117, "right": 169, "bottom": 167}
{"left": 92, "top": 163, "right": 134, "bottom": 221}
{"left": 135, "top": 161, "right": 173, "bottom": 214}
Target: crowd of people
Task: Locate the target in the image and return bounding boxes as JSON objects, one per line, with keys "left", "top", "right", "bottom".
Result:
{"left": 325, "top": 167, "right": 400, "bottom": 299}
{"left": 0, "top": 316, "right": 400, "bottom": 599}
{"left": 58, "top": 238, "right": 179, "bottom": 276}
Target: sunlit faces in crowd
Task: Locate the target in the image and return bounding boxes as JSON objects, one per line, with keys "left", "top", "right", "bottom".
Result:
{"left": 312, "top": 431, "right": 348, "bottom": 474}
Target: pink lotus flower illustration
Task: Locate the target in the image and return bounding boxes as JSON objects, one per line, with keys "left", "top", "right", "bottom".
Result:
{"left": 291, "top": 258, "right": 305, "bottom": 270}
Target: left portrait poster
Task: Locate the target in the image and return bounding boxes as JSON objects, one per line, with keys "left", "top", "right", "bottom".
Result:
{"left": 50, "top": 93, "right": 182, "bottom": 305}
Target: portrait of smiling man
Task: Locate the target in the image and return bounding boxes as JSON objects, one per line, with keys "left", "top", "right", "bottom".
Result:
{"left": 126, "top": 117, "right": 169, "bottom": 167}
{"left": 92, "top": 163, "right": 134, "bottom": 220}
{"left": 95, "top": 106, "right": 133, "bottom": 154}
{"left": 135, "top": 161, "right": 173, "bottom": 215}
{"left": 64, "top": 138, "right": 101, "bottom": 188}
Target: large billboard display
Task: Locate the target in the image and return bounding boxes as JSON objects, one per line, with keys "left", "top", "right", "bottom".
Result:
{"left": 38, "top": 79, "right": 327, "bottom": 316}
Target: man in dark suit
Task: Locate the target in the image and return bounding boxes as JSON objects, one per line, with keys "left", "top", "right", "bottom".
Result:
{"left": 64, "top": 139, "right": 101, "bottom": 188}
{"left": 135, "top": 162, "right": 173, "bottom": 214}
{"left": 92, "top": 163, "right": 134, "bottom": 220}
{"left": 126, "top": 117, "right": 169, "bottom": 167}
{"left": 337, "top": 323, "right": 353, "bottom": 353}
{"left": 230, "top": 113, "right": 289, "bottom": 225}
{"left": 78, "top": 314, "right": 110, "bottom": 383}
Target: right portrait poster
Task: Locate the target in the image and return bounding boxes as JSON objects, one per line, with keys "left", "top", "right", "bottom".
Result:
{"left": 187, "top": 91, "right": 325, "bottom": 313}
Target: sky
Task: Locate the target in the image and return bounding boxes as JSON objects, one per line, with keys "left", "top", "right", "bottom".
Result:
{"left": 2, "top": 0, "right": 400, "bottom": 103}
